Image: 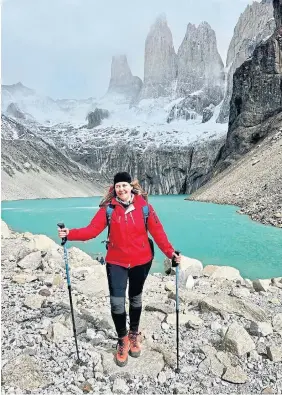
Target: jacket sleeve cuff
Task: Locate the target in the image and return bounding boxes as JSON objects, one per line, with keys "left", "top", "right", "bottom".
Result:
{"left": 166, "top": 248, "right": 174, "bottom": 259}
{"left": 67, "top": 229, "right": 76, "bottom": 241}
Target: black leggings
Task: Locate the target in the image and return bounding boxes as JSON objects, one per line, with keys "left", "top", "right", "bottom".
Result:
{"left": 106, "top": 261, "right": 152, "bottom": 338}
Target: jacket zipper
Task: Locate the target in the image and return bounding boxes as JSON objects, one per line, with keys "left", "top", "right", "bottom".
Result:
{"left": 130, "top": 212, "right": 135, "bottom": 225}
{"left": 124, "top": 212, "right": 131, "bottom": 267}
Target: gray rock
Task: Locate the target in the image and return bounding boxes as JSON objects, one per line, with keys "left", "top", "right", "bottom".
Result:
{"left": 266, "top": 345, "right": 282, "bottom": 362}
{"left": 112, "top": 378, "right": 129, "bottom": 394}
{"left": 166, "top": 312, "right": 203, "bottom": 328}
{"left": 86, "top": 328, "right": 96, "bottom": 340}
{"left": 101, "top": 342, "right": 164, "bottom": 377}
{"left": 1, "top": 354, "right": 49, "bottom": 390}
{"left": 12, "top": 273, "right": 37, "bottom": 284}
{"left": 145, "top": 302, "right": 175, "bottom": 315}
{"left": 17, "top": 251, "right": 42, "bottom": 271}
{"left": 157, "top": 371, "right": 167, "bottom": 384}
{"left": 74, "top": 266, "right": 108, "bottom": 297}
{"left": 210, "top": 266, "right": 243, "bottom": 282}
{"left": 223, "top": 322, "right": 256, "bottom": 356}
{"left": 52, "top": 322, "right": 71, "bottom": 343}
{"left": 249, "top": 321, "right": 273, "bottom": 337}
{"left": 24, "top": 294, "right": 45, "bottom": 309}
{"left": 272, "top": 313, "right": 282, "bottom": 332}
{"left": 200, "top": 294, "right": 267, "bottom": 322}
{"left": 1, "top": 220, "right": 11, "bottom": 239}
{"left": 222, "top": 365, "right": 248, "bottom": 384}
{"left": 252, "top": 279, "right": 271, "bottom": 292}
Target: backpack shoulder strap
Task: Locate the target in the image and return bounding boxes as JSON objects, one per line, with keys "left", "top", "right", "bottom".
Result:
{"left": 106, "top": 204, "right": 115, "bottom": 239}
{"left": 106, "top": 204, "right": 114, "bottom": 226}
{"left": 142, "top": 205, "right": 149, "bottom": 231}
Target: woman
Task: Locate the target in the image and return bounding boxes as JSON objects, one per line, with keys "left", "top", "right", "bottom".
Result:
{"left": 58, "top": 171, "right": 181, "bottom": 367}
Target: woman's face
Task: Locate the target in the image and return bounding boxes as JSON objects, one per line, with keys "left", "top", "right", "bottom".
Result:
{"left": 115, "top": 182, "right": 133, "bottom": 201}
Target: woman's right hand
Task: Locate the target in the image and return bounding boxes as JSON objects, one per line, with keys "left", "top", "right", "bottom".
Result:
{"left": 58, "top": 228, "right": 69, "bottom": 239}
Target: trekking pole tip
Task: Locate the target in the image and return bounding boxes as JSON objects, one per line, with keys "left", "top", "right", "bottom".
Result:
{"left": 175, "top": 368, "right": 180, "bottom": 374}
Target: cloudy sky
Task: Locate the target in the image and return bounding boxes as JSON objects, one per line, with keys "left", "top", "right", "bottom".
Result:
{"left": 2, "top": 0, "right": 254, "bottom": 99}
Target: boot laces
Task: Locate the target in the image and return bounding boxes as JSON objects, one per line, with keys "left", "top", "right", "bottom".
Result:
{"left": 117, "top": 338, "right": 125, "bottom": 355}
{"left": 129, "top": 331, "right": 140, "bottom": 346}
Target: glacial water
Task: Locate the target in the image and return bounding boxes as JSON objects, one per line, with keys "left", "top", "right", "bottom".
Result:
{"left": 1, "top": 195, "right": 282, "bottom": 279}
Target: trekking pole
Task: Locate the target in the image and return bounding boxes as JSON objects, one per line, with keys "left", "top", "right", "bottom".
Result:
{"left": 172, "top": 250, "right": 180, "bottom": 373}
{"left": 57, "top": 222, "right": 80, "bottom": 363}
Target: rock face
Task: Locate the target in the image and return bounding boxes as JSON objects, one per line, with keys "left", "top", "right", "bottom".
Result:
{"left": 218, "top": 4, "right": 282, "bottom": 167}
{"left": 107, "top": 55, "right": 142, "bottom": 102}
{"left": 139, "top": 17, "right": 224, "bottom": 122}
{"left": 86, "top": 108, "right": 109, "bottom": 128}
{"left": 139, "top": 14, "right": 177, "bottom": 100}
{"left": 217, "top": 0, "right": 275, "bottom": 123}
{"left": 1, "top": 115, "right": 105, "bottom": 200}
{"left": 176, "top": 22, "right": 224, "bottom": 102}
{"left": 70, "top": 137, "right": 225, "bottom": 195}
{"left": 189, "top": 0, "right": 282, "bottom": 228}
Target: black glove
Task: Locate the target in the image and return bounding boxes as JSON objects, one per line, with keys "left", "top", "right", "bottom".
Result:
{"left": 172, "top": 250, "right": 180, "bottom": 267}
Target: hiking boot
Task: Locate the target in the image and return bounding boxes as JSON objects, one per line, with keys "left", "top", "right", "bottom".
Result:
{"left": 115, "top": 335, "right": 130, "bottom": 367}
{"left": 128, "top": 331, "right": 141, "bottom": 358}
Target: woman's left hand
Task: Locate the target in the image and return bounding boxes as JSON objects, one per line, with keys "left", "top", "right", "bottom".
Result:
{"left": 172, "top": 251, "right": 181, "bottom": 265}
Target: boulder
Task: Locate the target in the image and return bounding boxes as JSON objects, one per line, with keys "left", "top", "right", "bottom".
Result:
{"left": 223, "top": 322, "right": 256, "bottom": 356}
{"left": 249, "top": 321, "right": 273, "bottom": 337}
{"left": 101, "top": 341, "right": 164, "bottom": 377}
{"left": 252, "top": 279, "right": 271, "bottom": 292}
{"left": 1, "top": 220, "right": 10, "bottom": 239}
{"left": 68, "top": 247, "right": 100, "bottom": 268}
{"left": 17, "top": 251, "right": 42, "bottom": 271}
{"left": 200, "top": 294, "right": 267, "bottom": 322}
{"left": 266, "top": 345, "right": 282, "bottom": 362}
{"left": 164, "top": 255, "right": 203, "bottom": 277}
{"left": 24, "top": 294, "right": 45, "bottom": 309}
{"left": 209, "top": 265, "right": 243, "bottom": 281}
{"left": 73, "top": 265, "right": 108, "bottom": 297}
{"left": 30, "top": 234, "right": 57, "bottom": 251}
{"left": 222, "top": 365, "right": 248, "bottom": 384}
{"left": 1, "top": 354, "right": 49, "bottom": 390}
{"left": 272, "top": 313, "right": 282, "bottom": 332}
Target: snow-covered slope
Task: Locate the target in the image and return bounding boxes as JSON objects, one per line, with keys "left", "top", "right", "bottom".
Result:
{"left": 1, "top": 82, "right": 97, "bottom": 126}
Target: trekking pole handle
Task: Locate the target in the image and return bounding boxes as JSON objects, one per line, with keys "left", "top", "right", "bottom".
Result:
{"left": 57, "top": 222, "right": 67, "bottom": 245}
{"left": 172, "top": 250, "right": 180, "bottom": 267}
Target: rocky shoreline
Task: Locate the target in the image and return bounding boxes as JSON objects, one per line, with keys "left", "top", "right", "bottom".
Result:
{"left": 189, "top": 127, "right": 282, "bottom": 229}
{"left": 1, "top": 221, "right": 282, "bottom": 394}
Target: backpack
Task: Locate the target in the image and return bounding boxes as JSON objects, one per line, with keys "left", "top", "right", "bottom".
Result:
{"left": 104, "top": 204, "right": 154, "bottom": 257}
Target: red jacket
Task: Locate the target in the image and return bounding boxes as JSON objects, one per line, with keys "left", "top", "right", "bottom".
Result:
{"left": 68, "top": 194, "right": 174, "bottom": 268}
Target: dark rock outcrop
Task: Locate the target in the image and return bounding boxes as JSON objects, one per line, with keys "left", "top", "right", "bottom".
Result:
{"left": 217, "top": 0, "right": 275, "bottom": 123}
{"left": 216, "top": 2, "right": 282, "bottom": 169}
{"left": 190, "top": 0, "right": 282, "bottom": 228}
{"left": 202, "top": 105, "right": 215, "bottom": 123}
{"left": 86, "top": 108, "right": 109, "bottom": 128}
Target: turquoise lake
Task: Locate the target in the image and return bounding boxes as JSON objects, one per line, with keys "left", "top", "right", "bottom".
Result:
{"left": 1, "top": 196, "right": 282, "bottom": 279}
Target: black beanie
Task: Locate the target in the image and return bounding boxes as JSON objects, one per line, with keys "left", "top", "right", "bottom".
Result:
{"left": 114, "top": 172, "right": 132, "bottom": 186}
